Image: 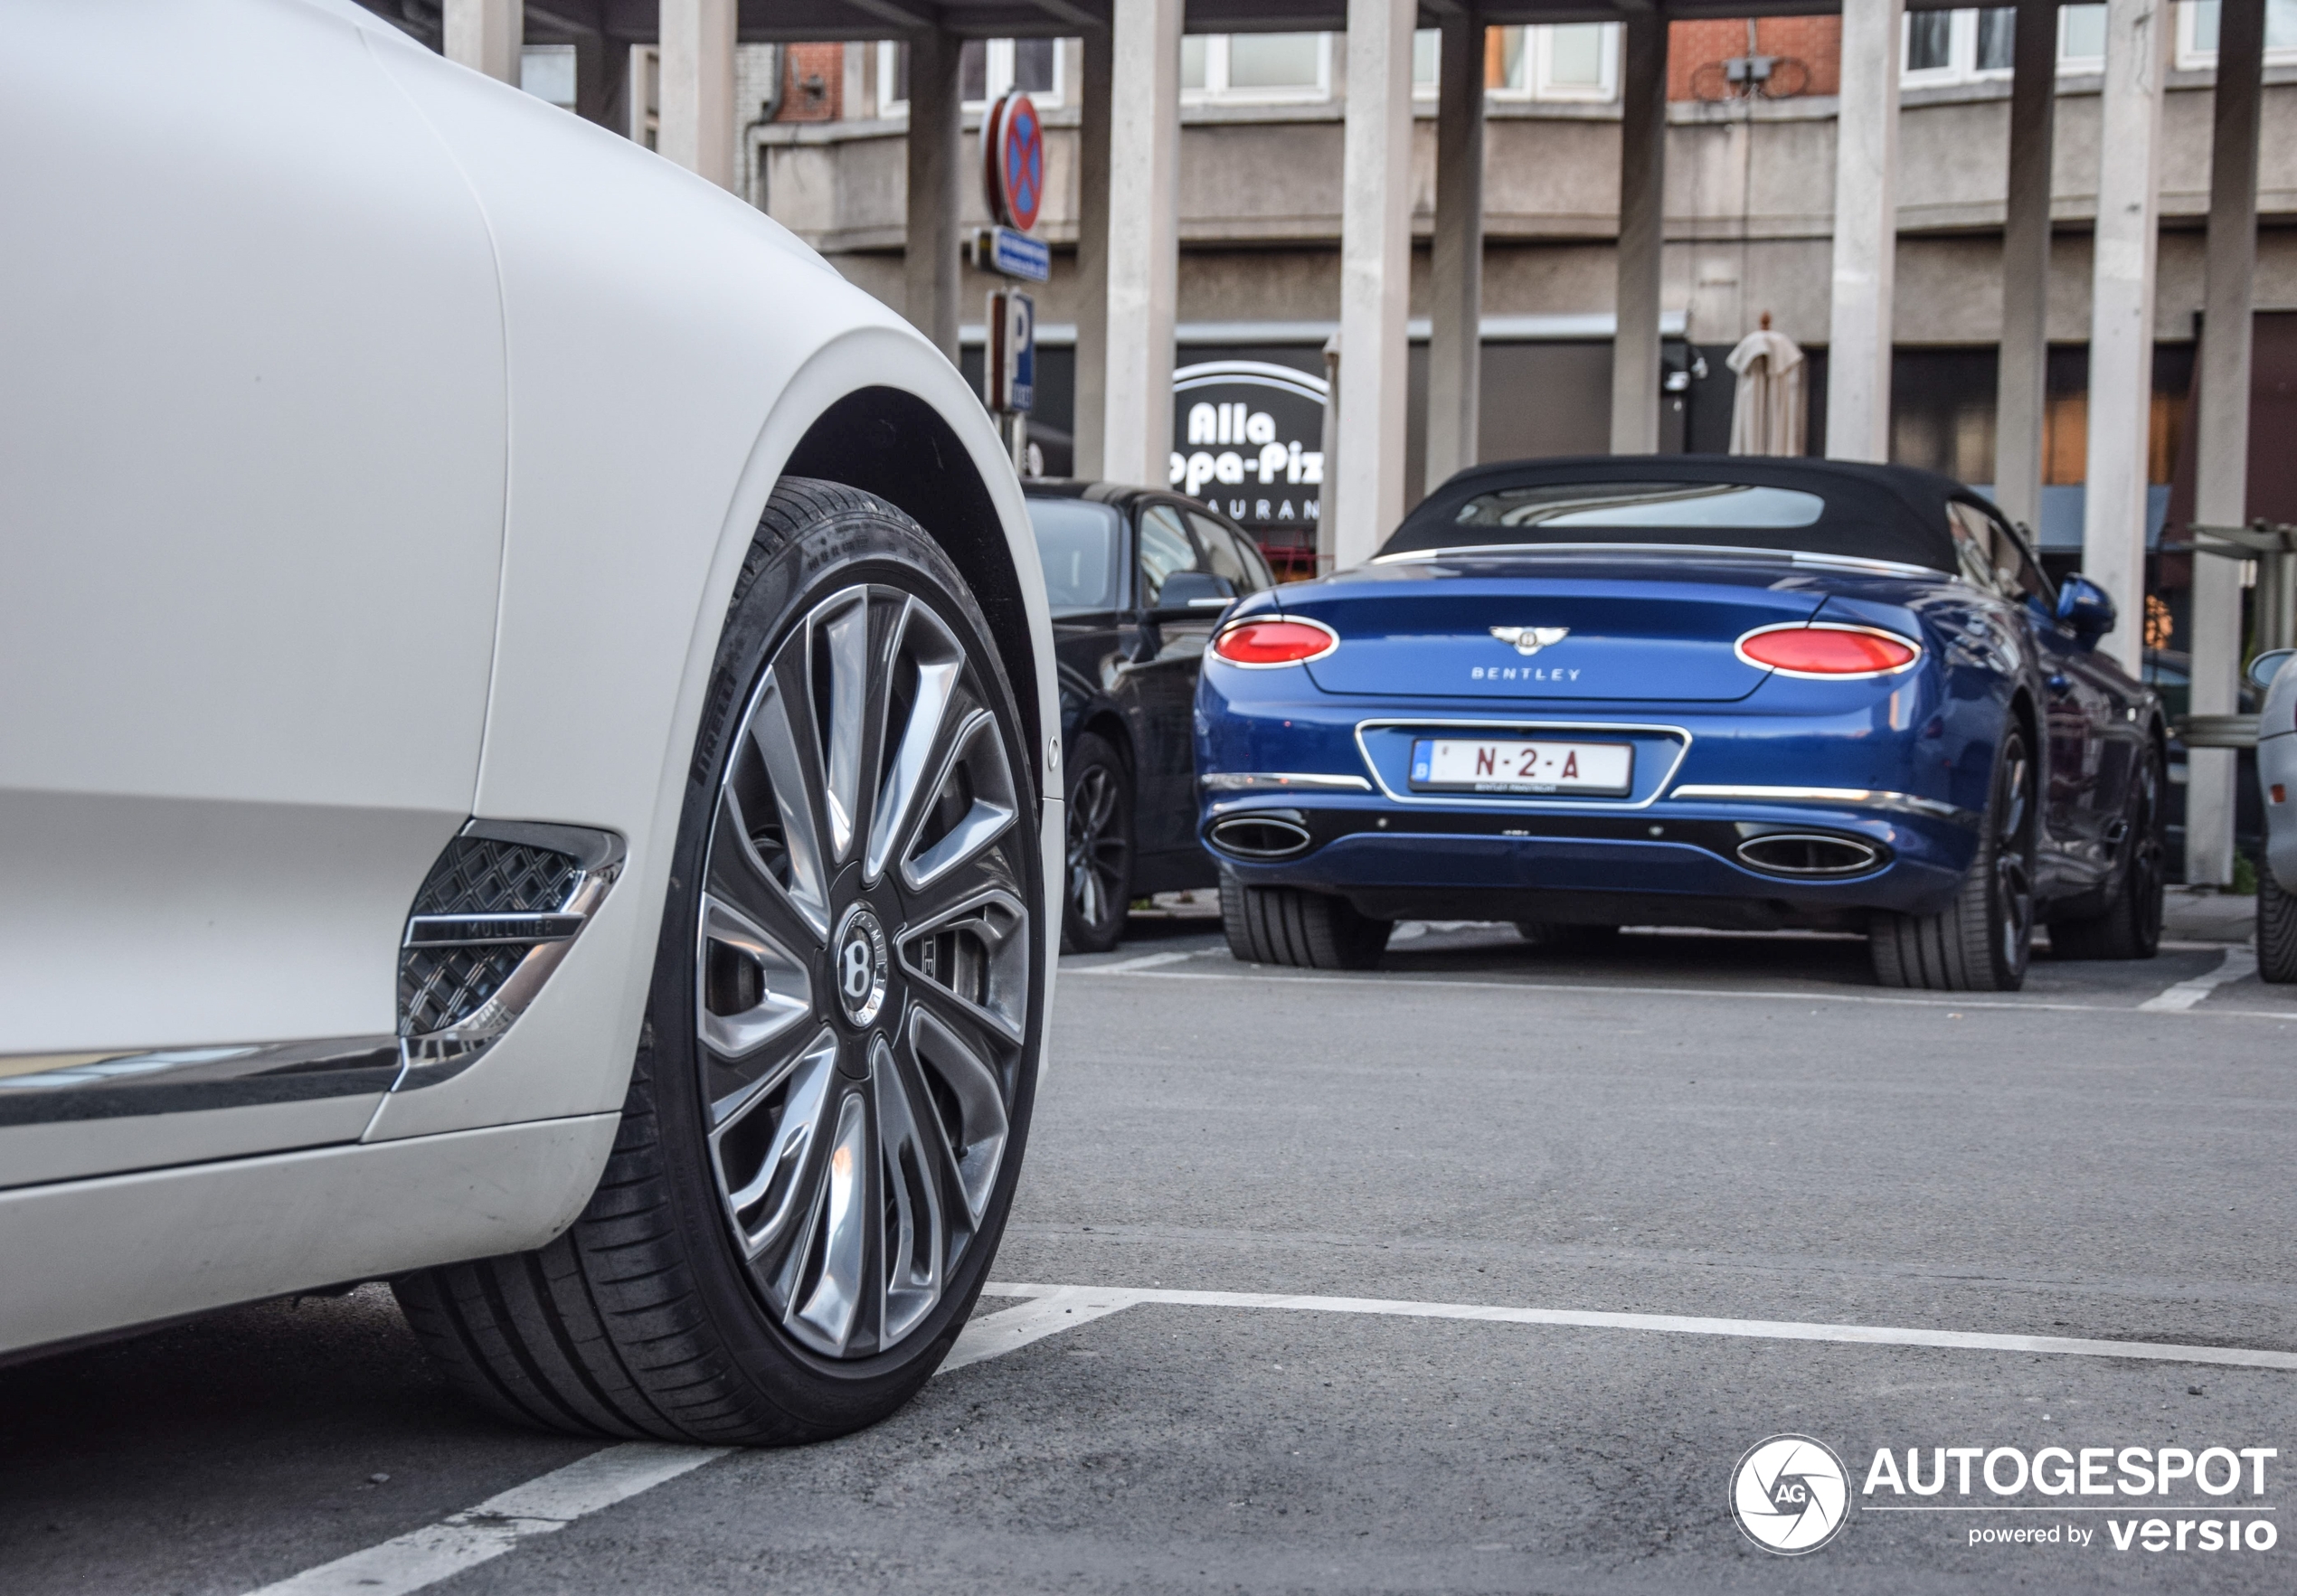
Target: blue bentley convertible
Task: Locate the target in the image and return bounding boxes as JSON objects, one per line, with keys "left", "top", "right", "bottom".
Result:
{"left": 1195, "top": 458, "right": 2167, "bottom": 991}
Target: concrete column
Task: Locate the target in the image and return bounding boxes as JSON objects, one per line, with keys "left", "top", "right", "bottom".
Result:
{"left": 1425, "top": 11, "right": 1484, "bottom": 492}
{"left": 2187, "top": 0, "right": 2268, "bottom": 885}
{"left": 444, "top": 0, "right": 520, "bottom": 82}
{"left": 2081, "top": 0, "right": 2170, "bottom": 676}
{"left": 1610, "top": 9, "right": 1666, "bottom": 456}
{"left": 1333, "top": 0, "right": 1415, "bottom": 567}
{"left": 1101, "top": 0, "right": 1182, "bottom": 488}
{"left": 658, "top": 0, "right": 735, "bottom": 189}
{"left": 1993, "top": 0, "right": 2057, "bottom": 534}
{"left": 1825, "top": 0, "right": 1904, "bottom": 461}
{"left": 903, "top": 29, "right": 963, "bottom": 361}
{"left": 1073, "top": 28, "right": 1114, "bottom": 481}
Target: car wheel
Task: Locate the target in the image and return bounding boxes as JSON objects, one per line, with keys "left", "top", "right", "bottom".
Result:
{"left": 2047, "top": 743, "right": 2166, "bottom": 961}
{"left": 1515, "top": 922, "right": 1621, "bottom": 950}
{"left": 394, "top": 478, "right": 1044, "bottom": 1444}
{"left": 1062, "top": 732, "right": 1132, "bottom": 953}
{"left": 2259, "top": 858, "right": 2297, "bottom": 983}
{"left": 1219, "top": 871, "right": 1391, "bottom": 969}
{"left": 1869, "top": 727, "right": 2036, "bottom": 992}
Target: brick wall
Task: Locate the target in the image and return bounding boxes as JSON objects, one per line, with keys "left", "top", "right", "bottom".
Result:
{"left": 1668, "top": 17, "right": 1841, "bottom": 102}
{"left": 777, "top": 42, "right": 844, "bottom": 122}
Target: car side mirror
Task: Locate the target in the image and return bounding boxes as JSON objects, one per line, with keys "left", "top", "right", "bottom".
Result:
{"left": 1156, "top": 570, "right": 1237, "bottom": 611}
{"left": 2054, "top": 575, "right": 2115, "bottom": 645}
{"left": 2248, "top": 648, "right": 2297, "bottom": 693}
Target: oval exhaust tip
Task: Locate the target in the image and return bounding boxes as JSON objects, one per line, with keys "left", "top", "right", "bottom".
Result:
{"left": 1208, "top": 813, "right": 1313, "bottom": 860}
{"left": 1735, "top": 833, "right": 1881, "bottom": 877}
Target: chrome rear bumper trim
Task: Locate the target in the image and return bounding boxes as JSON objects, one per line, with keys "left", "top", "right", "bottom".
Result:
{"left": 1200, "top": 772, "right": 1374, "bottom": 792}
{"left": 1668, "top": 784, "right": 1976, "bottom": 826}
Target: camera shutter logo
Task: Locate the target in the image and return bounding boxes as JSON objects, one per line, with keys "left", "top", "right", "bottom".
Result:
{"left": 1730, "top": 1435, "right": 1849, "bottom": 1554}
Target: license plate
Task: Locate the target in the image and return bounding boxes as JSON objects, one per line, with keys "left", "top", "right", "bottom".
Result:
{"left": 1409, "top": 737, "right": 1633, "bottom": 796}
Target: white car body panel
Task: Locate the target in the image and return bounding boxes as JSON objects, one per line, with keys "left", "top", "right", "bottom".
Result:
{"left": 0, "top": 1116, "right": 619, "bottom": 1355}
{"left": 0, "top": 0, "right": 1058, "bottom": 1356}
{"left": 0, "top": 0, "right": 505, "bottom": 1056}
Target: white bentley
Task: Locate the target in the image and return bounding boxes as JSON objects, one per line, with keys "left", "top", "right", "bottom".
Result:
{"left": 0, "top": 0, "right": 1060, "bottom": 1445}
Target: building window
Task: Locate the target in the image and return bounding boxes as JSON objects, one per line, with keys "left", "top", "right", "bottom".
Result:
{"left": 1906, "top": 9, "right": 1957, "bottom": 74}
{"left": 1181, "top": 33, "right": 1330, "bottom": 101}
{"left": 1974, "top": 5, "right": 2017, "bottom": 69}
{"left": 880, "top": 37, "right": 1067, "bottom": 117}
{"left": 2179, "top": 0, "right": 2297, "bottom": 67}
{"left": 1900, "top": 9, "right": 2016, "bottom": 84}
{"left": 521, "top": 43, "right": 577, "bottom": 109}
{"left": 1896, "top": 6, "right": 2157, "bottom": 82}
{"left": 1487, "top": 24, "right": 1618, "bottom": 101}
{"left": 2058, "top": 4, "right": 2108, "bottom": 67}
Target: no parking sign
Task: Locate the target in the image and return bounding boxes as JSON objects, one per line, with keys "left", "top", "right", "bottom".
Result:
{"left": 982, "top": 90, "right": 1044, "bottom": 233}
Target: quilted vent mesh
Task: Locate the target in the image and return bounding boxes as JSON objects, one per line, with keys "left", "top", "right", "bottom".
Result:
{"left": 397, "top": 837, "right": 582, "bottom": 1037}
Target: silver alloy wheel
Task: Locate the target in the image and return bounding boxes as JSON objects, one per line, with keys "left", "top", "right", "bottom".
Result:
{"left": 1993, "top": 738, "right": 2035, "bottom": 974}
{"left": 1066, "top": 764, "right": 1125, "bottom": 930}
{"left": 695, "top": 583, "right": 1031, "bottom": 1359}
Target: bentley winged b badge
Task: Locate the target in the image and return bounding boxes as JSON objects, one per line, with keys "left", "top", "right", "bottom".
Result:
{"left": 1489, "top": 626, "right": 1570, "bottom": 656}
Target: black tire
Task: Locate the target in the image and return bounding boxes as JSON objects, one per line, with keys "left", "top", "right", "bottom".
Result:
{"left": 2047, "top": 743, "right": 2166, "bottom": 961}
{"left": 2260, "top": 859, "right": 2297, "bottom": 983}
{"left": 1515, "top": 922, "right": 1621, "bottom": 950}
{"left": 395, "top": 478, "right": 1045, "bottom": 1445}
{"left": 1870, "top": 727, "right": 2037, "bottom": 991}
{"left": 1219, "top": 871, "right": 1391, "bottom": 969}
{"left": 1061, "top": 732, "right": 1132, "bottom": 953}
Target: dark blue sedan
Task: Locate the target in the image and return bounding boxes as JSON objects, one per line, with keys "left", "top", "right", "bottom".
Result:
{"left": 1194, "top": 458, "right": 2168, "bottom": 991}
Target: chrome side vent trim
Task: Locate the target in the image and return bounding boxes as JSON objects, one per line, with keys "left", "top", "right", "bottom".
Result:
{"left": 1734, "top": 833, "right": 1882, "bottom": 877}
{"left": 1206, "top": 811, "right": 1314, "bottom": 861}
{"left": 394, "top": 820, "right": 623, "bottom": 1088}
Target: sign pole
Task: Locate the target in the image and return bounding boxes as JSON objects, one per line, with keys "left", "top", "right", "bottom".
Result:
{"left": 975, "top": 89, "right": 1046, "bottom": 477}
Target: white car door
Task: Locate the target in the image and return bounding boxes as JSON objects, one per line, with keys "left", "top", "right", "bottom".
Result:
{"left": 0, "top": 0, "right": 506, "bottom": 1184}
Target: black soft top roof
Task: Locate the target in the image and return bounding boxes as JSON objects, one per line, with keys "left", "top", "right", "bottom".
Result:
{"left": 1384, "top": 455, "right": 1969, "bottom": 573}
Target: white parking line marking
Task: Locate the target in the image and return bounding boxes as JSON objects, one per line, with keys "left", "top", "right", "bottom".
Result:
{"left": 1076, "top": 961, "right": 2297, "bottom": 1019}
{"left": 941, "top": 1284, "right": 1143, "bottom": 1371}
{"left": 242, "top": 1443, "right": 727, "bottom": 1596}
{"left": 981, "top": 1281, "right": 2297, "bottom": 1372}
{"left": 1078, "top": 949, "right": 1204, "bottom": 974}
{"left": 2138, "top": 945, "right": 2259, "bottom": 1011}
{"left": 241, "top": 1292, "right": 1114, "bottom": 1596}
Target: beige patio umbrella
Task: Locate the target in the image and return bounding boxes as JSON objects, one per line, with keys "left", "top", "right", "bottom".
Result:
{"left": 1725, "top": 316, "right": 1806, "bottom": 457}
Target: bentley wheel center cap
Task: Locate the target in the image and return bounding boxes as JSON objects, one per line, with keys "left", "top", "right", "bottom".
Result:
{"left": 832, "top": 905, "right": 890, "bottom": 1028}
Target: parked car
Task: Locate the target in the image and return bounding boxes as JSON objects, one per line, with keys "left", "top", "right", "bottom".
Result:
{"left": 1, "top": 0, "right": 1056, "bottom": 1444}
{"left": 1025, "top": 482, "right": 1278, "bottom": 949}
{"left": 2251, "top": 647, "right": 2297, "bottom": 980}
{"left": 1195, "top": 457, "right": 2168, "bottom": 992}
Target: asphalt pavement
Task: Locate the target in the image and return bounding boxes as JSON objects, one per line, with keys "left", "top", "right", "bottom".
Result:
{"left": 4, "top": 891, "right": 2289, "bottom": 1594}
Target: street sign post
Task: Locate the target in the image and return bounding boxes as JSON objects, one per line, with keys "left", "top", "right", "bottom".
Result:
{"left": 977, "top": 90, "right": 1045, "bottom": 473}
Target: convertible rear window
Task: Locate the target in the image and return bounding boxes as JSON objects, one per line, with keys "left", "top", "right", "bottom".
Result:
{"left": 1385, "top": 459, "right": 1961, "bottom": 571}
{"left": 1027, "top": 498, "right": 1121, "bottom": 617}
{"left": 1450, "top": 481, "right": 1827, "bottom": 534}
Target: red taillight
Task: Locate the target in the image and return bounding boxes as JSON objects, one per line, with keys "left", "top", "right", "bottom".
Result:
{"left": 1211, "top": 618, "right": 1338, "bottom": 667}
{"left": 1736, "top": 624, "right": 1921, "bottom": 678}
